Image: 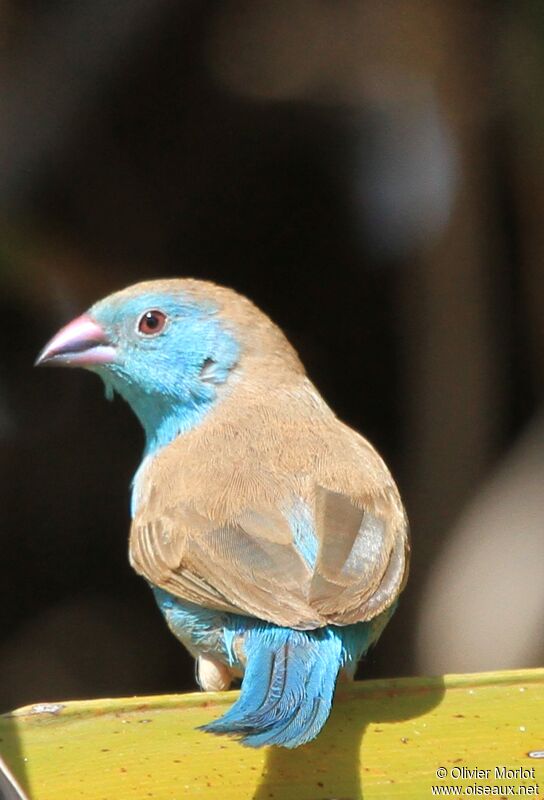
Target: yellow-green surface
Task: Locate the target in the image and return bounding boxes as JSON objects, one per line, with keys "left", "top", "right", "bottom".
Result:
{"left": 0, "top": 669, "right": 543, "bottom": 799}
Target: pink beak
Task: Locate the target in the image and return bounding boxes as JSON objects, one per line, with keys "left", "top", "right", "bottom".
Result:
{"left": 35, "top": 313, "right": 116, "bottom": 368}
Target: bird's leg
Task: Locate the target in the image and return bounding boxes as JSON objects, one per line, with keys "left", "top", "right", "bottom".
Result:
{"left": 196, "top": 654, "right": 234, "bottom": 691}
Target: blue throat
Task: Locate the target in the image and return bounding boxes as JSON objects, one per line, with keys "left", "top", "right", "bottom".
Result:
{"left": 129, "top": 389, "right": 216, "bottom": 457}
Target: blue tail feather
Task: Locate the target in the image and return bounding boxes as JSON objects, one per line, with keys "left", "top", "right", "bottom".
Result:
{"left": 153, "top": 587, "right": 396, "bottom": 748}
{"left": 202, "top": 620, "right": 378, "bottom": 748}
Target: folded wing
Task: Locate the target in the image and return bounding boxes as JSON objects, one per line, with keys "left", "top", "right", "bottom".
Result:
{"left": 130, "top": 477, "right": 409, "bottom": 629}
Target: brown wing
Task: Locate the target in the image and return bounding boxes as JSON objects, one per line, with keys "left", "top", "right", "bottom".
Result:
{"left": 129, "top": 381, "right": 409, "bottom": 629}
{"left": 130, "top": 481, "right": 409, "bottom": 630}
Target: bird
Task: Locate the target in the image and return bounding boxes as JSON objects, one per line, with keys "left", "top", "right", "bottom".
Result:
{"left": 36, "top": 278, "right": 409, "bottom": 748}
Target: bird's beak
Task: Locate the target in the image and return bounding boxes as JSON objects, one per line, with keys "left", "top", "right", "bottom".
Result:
{"left": 35, "top": 314, "right": 116, "bottom": 368}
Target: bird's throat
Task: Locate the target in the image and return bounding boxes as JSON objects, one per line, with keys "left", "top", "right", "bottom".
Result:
{"left": 103, "top": 372, "right": 216, "bottom": 457}
{"left": 141, "top": 396, "right": 215, "bottom": 456}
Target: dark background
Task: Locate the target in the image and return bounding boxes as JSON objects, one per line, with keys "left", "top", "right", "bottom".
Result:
{"left": 0, "top": 0, "right": 543, "bottom": 712}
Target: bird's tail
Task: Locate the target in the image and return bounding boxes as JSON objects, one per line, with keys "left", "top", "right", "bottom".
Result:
{"left": 201, "top": 622, "right": 376, "bottom": 748}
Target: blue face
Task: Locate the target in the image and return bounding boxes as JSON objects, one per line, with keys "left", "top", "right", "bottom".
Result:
{"left": 89, "top": 291, "right": 240, "bottom": 452}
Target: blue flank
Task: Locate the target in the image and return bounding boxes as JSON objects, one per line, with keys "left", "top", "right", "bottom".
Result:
{"left": 153, "top": 587, "right": 392, "bottom": 748}
{"left": 152, "top": 587, "right": 237, "bottom": 662}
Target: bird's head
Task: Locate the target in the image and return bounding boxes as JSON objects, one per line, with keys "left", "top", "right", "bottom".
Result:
{"left": 36, "top": 279, "right": 299, "bottom": 451}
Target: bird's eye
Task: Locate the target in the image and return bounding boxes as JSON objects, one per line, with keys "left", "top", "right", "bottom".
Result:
{"left": 138, "top": 310, "right": 167, "bottom": 335}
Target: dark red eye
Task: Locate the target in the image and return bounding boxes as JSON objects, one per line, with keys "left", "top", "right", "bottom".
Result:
{"left": 138, "top": 310, "right": 167, "bottom": 335}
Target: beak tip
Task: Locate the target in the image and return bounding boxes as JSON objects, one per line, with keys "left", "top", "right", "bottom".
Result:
{"left": 34, "top": 351, "right": 48, "bottom": 367}
{"left": 36, "top": 314, "right": 115, "bottom": 369}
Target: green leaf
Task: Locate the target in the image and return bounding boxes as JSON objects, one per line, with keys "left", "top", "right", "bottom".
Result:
{"left": 1, "top": 669, "right": 543, "bottom": 799}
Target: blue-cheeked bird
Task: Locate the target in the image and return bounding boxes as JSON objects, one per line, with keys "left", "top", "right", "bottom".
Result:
{"left": 37, "top": 279, "right": 409, "bottom": 748}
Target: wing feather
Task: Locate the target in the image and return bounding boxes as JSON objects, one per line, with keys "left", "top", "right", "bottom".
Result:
{"left": 131, "top": 490, "right": 408, "bottom": 628}
{"left": 129, "top": 389, "right": 409, "bottom": 628}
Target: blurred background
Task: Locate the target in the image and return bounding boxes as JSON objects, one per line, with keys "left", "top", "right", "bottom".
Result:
{"left": 0, "top": 0, "right": 543, "bottom": 713}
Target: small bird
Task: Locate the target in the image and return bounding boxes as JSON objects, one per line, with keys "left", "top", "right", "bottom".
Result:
{"left": 37, "top": 279, "right": 409, "bottom": 748}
